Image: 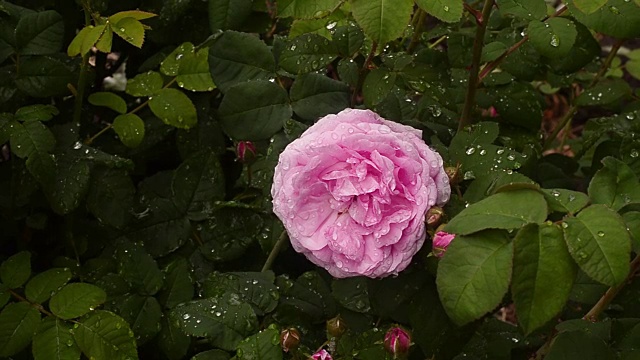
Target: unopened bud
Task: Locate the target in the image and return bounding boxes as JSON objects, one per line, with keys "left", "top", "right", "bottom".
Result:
{"left": 326, "top": 315, "right": 346, "bottom": 337}
{"left": 236, "top": 141, "right": 256, "bottom": 163}
{"left": 426, "top": 206, "right": 444, "bottom": 228}
{"left": 384, "top": 326, "right": 411, "bottom": 358}
{"left": 309, "top": 349, "right": 333, "bottom": 360}
{"left": 432, "top": 231, "right": 456, "bottom": 258}
{"left": 444, "top": 165, "right": 460, "bottom": 185}
{"left": 280, "top": 327, "right": 301, "bottom": 352}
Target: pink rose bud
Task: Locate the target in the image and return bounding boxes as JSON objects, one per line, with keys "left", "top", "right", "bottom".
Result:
{"left": 432, "top": 231, "right": 455, "bottom": 258}
{"left": 426, "top": 206, "right": 444, "bottom": 228}
{"left": 326, "top": 315, "right": 346, "bottom": 337}
{"left": 271, "top": 109, "right": 451, "bottom": 278}
{"left": 236, "top": 141, "right": 256, "bottom": 163}
{"left": 309, "top": 349, "right": 333, "bottom": 360}
{"left": 280, "top": 327, "right": 301, "bottom": 352}
{"left": 384, "top": 327, "right": 411, "bottom": 358}
{"left": 488, "top": 106, "right": 499, "bottom": 117}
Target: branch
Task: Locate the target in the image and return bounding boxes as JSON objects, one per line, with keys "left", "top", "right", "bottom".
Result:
{"left": 458, "top": 0, "right": 495, "bottom": 131}
{"left": 261, "top": 230, "right": 289, "bottom": 272}
{"left": 351, "top": 42, "right": 378, "bottom": 107}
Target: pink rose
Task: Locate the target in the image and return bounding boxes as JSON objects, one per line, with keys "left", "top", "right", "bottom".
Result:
{"left": 271, "top": 109, "right": 450, "bottom": 278}
{"left": 310, "top": 349, "right": 332, "bottom": 360}
{"left": 432, "top": 231, "right": 455, "bottom": 258}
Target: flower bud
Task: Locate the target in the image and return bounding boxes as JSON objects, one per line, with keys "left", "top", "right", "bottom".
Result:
{"left": 425, "top": 206, "right": 444, "bottom": 228}
{"left": 236, "top": 141, "right": 256, "bottom": 163}
{"left": 432, "top": 231, "right": 455, "bottom": 258}
{"left": 280, "top": 327, "right": 301, "bottom": 352}
{"left": 309, "top": 349, "right": 333, "bottom": 360}
{"left": 384, "top": 327, "right": 411, "bottom": 358}
{"left": 444, "top": 165, "right": 460, "bottom": 185}
{"left": 326, "top": 315, "right": 346, "bottom": 337}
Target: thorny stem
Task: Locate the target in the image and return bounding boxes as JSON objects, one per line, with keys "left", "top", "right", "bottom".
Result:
{"left": 583, "top": 254, "right": 640, "bottom": 321}
{"left": 72, "top": 3, "right": 94, "bottom": 130}
{"left": 351, "top": 42, "right": 378, "bottom": 107}
{"left": 543, "top": 39, "right": 624, "bottom": 150}
{"left": 261, "top": 230, "right": 289, "bottom": 272}
{"left": 478, "top": 5, "right": 568, "bottom": 82}
{"left": 9, "top": 289, "right": 60, "bottom": 319}
{"left": 458, "top": 0, "right": 495, "bottom": 131}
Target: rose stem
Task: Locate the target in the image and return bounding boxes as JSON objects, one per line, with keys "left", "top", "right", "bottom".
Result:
{"left": 261, "top": 230, "right": 289, "bottom": 272}
{"left": 458, "top": 0, "right": 495, "bottom": 132}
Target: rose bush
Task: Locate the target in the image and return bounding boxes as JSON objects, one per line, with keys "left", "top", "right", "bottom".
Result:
{"left": 272, "top": 109, "right": 450, "bottom": 278}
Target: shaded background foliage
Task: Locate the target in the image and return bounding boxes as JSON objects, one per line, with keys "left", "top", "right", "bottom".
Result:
{"left": 0, "top": 0, "right": 639, "bottom": 359}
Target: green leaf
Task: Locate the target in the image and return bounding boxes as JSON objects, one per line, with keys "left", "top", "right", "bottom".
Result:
{"left": 199, "top": 209, "right": 263, "bottom": 262}
{"left": 623, "top": 211, "right": 640, "bottom": 252}
{"left": 437, "top": 230, "right": 513, "bottom": 325}
{"left": 218, "top": 80, "right": 291, "bottom": 140}
{"left": 568, "top": 0, "right": 640, "bottom": 39}
{"left": 15, "top": 10, "right": 63, "bottom": 55}
{"left": 449, "top": 122, "right": 527, "bottom": 178}
{"left": 126, "top": 197, "right": 191, "bottom": 257}
{"left": 158, "top": 258, "right": 194, "bottom": 309}
{"left": 277, "top": 271, "right": 337, "bottom": 323}
{"left": 86, "top": 168, "right": 135, "bottom": 229}
{"left": 415, "top": 0, "right": 463, "bottom": 23}
{"left": 363, "top": 68, "right": 396, "bottom": 107}
{"left": 290, "top": 73, "right": 349, "bottom": 121}
{"left": 79, "top": 25, "right": 110, "bottom": 54}
{"left": 177, "top": 48, "right": 216, "bottom": 91}
{"left": 32, "top": 318, "right": 80, "bottom": 360}
{"left": 161, "top": 42, "right": 194, "bottom": 76}
{"left": 351, "top": 0, "right": 414, "bottom": 44}
{"left": 236, "top": 326, "right": 282, "bottom": 360}
{"left": 88, "top": 92, "right": 127, "bottom": 114}
{"left": 0, "top": 251, "right": 31, "bottom": 288}
{"left": 67, "top": 26, "right": 93, "bottom": 56}
{"left": 573, "top": 0, "right": 608, "bottom": 14}
{"left": 628, "top": 59, "right": 640, "bottom": 80}
{"left": 25, "top": 267, "right": 72, "bottom": 303}
{"left": 550, "top": 21, "right": 601, "bottom": 75}
{"left": 588, "top": 156, "right": 640, "bottom": 211}
{"left": 445, "top": 189, "right": 547, "bottom": 235}
{"left": 46, "top": 155, "right": 90, "bottom": 214}
{"left": 576, "top": 78, "right": 631, "bottom": 106}
{"left": 149, "top": 88, "right": 198, "bottom": 129}
{"left": 50, "top": 283, "right": 107, "bottom": 320}
{"left": 202, "top": 272, "right": 279, "bottom": 315}
{"left": 278, "top": 0, "right": 342, "bottom": 19}
{"left": 209, "top": 0, "right": 252, "bottom": 30}
{"left": 496, "top": 0, "right": 546, "bottom": 19}
{"left": 112, "top": 114, "right": 145, "bottom": 148}
{"left": 158, "top": 317, "right": 190, "bottom": 360}
{"left": 15, "top": 104, "right": 59, "bottom": 122}
{"left": 172, "top": 151, "right": 225, "bottom": 220}
{"left": 545, "top": 330, "right": 615, "bottom": 360}
{"left": 169, "top": 294, "right": 258, "bottom": 350}
{"left": 279, "top": 33, "right": 338, "bottom": 74}
{"left": 527, "top": 18, "right": 577, "bottom": 58}
{"left": 332, "top": 22, "right": 365, "bottom": 57}
{"left": 108, "top": 10, "right": 157, "bottom": 24}
{"left": 192, "top": 350, "right": 231, "bottom": 360}
{"left": 208, "top": 31, "right": 276, "bottom": 92}
{"left": 563, "top": 205, "right": 631, "bottom": 286}
{"left": 542, "top": 188, "right": 590, "bottom": 214}
{"left": 512, "top": 224, "right": 577, "bottom": 335}
{"left": 481, "top": 41, "right": 508, "bottom": 63}
{"left": 115, "top": 241, "right": 164, "bottom": 296}
{"left": 15, "top": 56, "right": 74, "bottom": 97}
{"left": 332, "top": 277, "right": 371, "bottom": 313}
{"left": 126, "top": 71, "right": 164, "bottom": 97}
{"left": 26, "top": 151, "right": 56, "bottom": 185}
{"left": 73, "top": 310, "right": 138, "bottom": 360}
{"left": 113, "top": 17, "right": 145, "bottom": 48}
{"left": 0, "top": 302, "right": 41, "bottom": 357}
{"left": 113, "top": 295, "right": 162, "bottom": 345}
{"left": 10, "top": 121, "right": 55, "bottom": 158}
